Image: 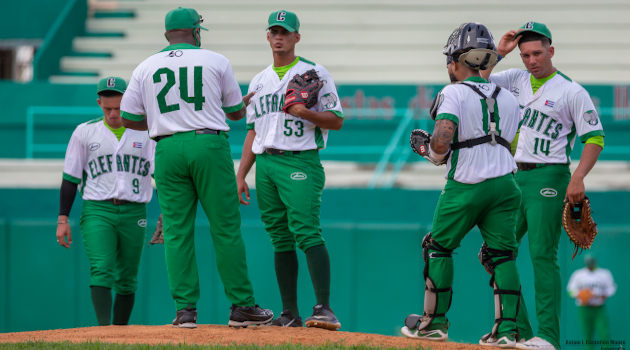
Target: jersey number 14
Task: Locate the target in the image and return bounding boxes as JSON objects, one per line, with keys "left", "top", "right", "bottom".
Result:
{"left": 153, "top": 67, "right": 205, "bottom": 114}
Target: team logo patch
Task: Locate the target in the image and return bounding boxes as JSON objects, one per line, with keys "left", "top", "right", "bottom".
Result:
{"left": 138, "top": 219, "right": 147, "bottom": 227}
{"left": 285, "top": 96, "right": 296, "bottom": 104}
{"left": 167, "top": 50, "right": 183, "bottom": 57}
{"left": 322, "top": 93, "right": 338, "bottom": 109}
{"left": 419, "top": 145, "right": 426, "bottom": 154}
{"left": 540, "top": 188, "right": 558, "bottom": 197}
{"left": 276, "top": 11, "right": 286, "bottom": 21}
{"left": 476, "top": 38, "right": 489, "bottom": 44}
{"left": 525, "top": 21, "right": 534, "bottom": 29}
{"left": 255, "top": 84, "right": 264, "bottom": 92}
{"left": 107, "top": 78, "right": 116, "bottom": 87}
{"left": 133, "top": 142, "right": 143, "bottom": 148}
{"left": 88, "top": 142, "right": 100, "bottom": 151}
{"left": 300, "top": 91, "right": 309, "bottom": 99}
{"left": 545, "top": 100, "right": 555, "bottom": 108}
{"left": 290, "top": 172, "right": 307, "bottom": 180}
{"left": 583, "top": 110, "right": 599, "bottom": 126}
{"left": 511, "top": 87, "right": 520, "bottom": 97}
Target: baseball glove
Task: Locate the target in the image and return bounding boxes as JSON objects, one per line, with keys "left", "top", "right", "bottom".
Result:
{"left": 282, "top": 69, "right": 324, "bottom": 114}
{"left": 148, "top": 213, "right": 164, "bottom": 246}
{"left": 409, "top": 129, "right": 448, "bottom": 166}
{"left": 562, "top": 196, "right": 598, "bottom": 260}
{"left": 577, "top": 289, "right": 593, "bottom": 305}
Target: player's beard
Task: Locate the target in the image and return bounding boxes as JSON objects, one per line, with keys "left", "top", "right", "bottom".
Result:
{"left": 449, "top": 72, "right": 458, "bottom": 83}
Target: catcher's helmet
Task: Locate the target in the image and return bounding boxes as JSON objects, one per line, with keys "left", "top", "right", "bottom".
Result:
{"left": 443, "top": 23, "right": 498, "bottom": 70}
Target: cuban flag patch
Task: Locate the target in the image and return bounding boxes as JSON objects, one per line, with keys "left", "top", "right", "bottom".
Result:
{"left": 545, "top": 100, "right": 555, "bottom": 108}
{"left": 133, "top": 142, "right": 142, "bottom": 148}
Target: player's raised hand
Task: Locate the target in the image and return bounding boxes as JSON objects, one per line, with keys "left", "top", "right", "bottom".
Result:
{"left": 237, "top": 177, "right": 250, "bottom": 205}
{"left": 497, "top": 30, "right": 521, "bottom": 57}
{"left": 243, "top": 91, "right": 256, "bottom": 107}
{"left": 56, "top": 218, "right": 73, "bottom": 249}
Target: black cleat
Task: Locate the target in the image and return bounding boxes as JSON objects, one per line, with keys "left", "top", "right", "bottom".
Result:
{"left": 304, "top": 304, "right": 341, "bottom": 331}
{"left": 228, "top": 304, "right": 274, "bottom": 328}
{"left": 269, "top": 309, "right": 303, "bottom": 327}
{"left": 172, "top": 306, "right": 197, "bottom": 328}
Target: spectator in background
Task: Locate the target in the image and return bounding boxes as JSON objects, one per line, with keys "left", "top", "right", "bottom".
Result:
{"left": 566, "top": 254, "right": 616, "bottom": 350}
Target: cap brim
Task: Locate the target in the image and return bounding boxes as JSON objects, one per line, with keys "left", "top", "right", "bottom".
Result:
{"left": 97, "top": 88, "right": 125, "bottom": 94}
{"left": 267, "top": 23, "right": 296, "bottom": 33}
{"left": 199, "top": 25, "right": 208, "bottom": 31}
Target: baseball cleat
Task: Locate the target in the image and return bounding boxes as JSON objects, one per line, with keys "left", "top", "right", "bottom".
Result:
{"left": 479, "top": 332, "right": 517, "bottom": 348}
{"left": 514, "top": 336, "right": 556, "bottom": 350}
{"left": 401, "top": 323, "right": 448, "bottom": 341}
{"left": 269, "top": 309, "right": 303, "bottom": 327}
{"left": 304, "top": 304, "right": 341, "bottom": 331}
{"left": 228, "top": 304, "right": 274, "bottom": 328}
{"left": 172, "top": 307, "right": 197, "bottom": 328}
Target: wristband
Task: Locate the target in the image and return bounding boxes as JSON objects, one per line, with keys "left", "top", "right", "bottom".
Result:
{"left": 57, "top": 220, "right": 68, "bottom": 224}
{"left": 429, "top": 145, "right": 449, "bottom": 161}
{"left": 497, "top": 54, "right": 504, "bottom": 62}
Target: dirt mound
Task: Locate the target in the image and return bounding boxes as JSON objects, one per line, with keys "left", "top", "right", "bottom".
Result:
{"left": 0, "top": 324, "right": 492, "bottom": 349}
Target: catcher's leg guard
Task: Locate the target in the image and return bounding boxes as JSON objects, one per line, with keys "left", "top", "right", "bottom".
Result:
{"left": 405, "top": 233, "right": 454, "bottom": 332}
{"left": 478, "top": 242, "right": 521, "bottom": 341}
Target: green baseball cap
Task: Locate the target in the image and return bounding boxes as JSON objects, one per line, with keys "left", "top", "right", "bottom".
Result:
{"left": 165, "top": 7, "right": 208, "bottom": 31}
{"left": 516, "top": 21, "right": 552, "bottom": 44}
{"left": 96, "top": 77, "right": 127, "bottom": 94}
{"left": 267, "top": 10, "right": 300, "bottom": 33}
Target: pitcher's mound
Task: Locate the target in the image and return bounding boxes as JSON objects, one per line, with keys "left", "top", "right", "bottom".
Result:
{"left": 0, "top": 324, "right": 489, "bottom": 349}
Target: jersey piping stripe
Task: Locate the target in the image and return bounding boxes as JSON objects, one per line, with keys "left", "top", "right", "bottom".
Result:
{"left": 298, "top": 57, "right": 316, "bottom": 66}
{"left": 121, "top": 110, "right": 145, "bottom": 122}
{"left": 63, "top": 172, "right": 81, "bottom": 185}
{"left": 79, "top": 171, "right": 88, "bottom": 197}
{"left": 448, "top": 128, "right": 459, "bottom": 179}
{"left": 222, "top": 101, "right": 244, "bottom": 113}
{"left": 328, "top": 110, "right": 345, "bottom": 119}
{"left": 565, "top": 125, "right": 577, "bottom": 163}
{"left": 314, "top": 127, "right": 325, "bottom": 149}
{"left": 579, "top": 129, "right": 605, "bottom": 143}
{"left": 246, "top": 122, "right": 255, "bottom": 130}
{"left": 436, "top": 113, "right": 459, "bottom": 125}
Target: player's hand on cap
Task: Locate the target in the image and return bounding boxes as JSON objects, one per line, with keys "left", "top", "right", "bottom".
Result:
{"left": 243, "top": 91, "right": 256, "bottom": 107}
{"left": 237, "top": 177, "right": 251, "bottom": 205}
{"left": 56, "top": 216, "right": 73, "bottom": 249}
{"left": 497, "top": 30, "right": 521, "bottom": 57}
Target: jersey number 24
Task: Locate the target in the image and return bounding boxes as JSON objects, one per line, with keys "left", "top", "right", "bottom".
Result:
{"left": 153, "top": 67, "right": 205, "bottom": 114}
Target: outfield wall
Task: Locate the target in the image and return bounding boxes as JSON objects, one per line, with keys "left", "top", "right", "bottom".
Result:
{"left": 0, "top": 189, "right": 627, "bottom": 347}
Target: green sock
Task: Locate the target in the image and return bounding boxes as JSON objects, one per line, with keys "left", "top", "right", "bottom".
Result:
{"left": 305, "top": 244, "right": 331, "bottom": 307}
{"left": 90, "top": 286, "right": 112, "bottom": 326}
{"left": 274, "top": 250, "right": 299, "bottom": 317}
{"left": 113, "top": 293, "right": 135, "bottom": 325}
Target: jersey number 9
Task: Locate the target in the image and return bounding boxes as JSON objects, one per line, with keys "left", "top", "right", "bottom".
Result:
{"left": 132, "top": 178, "right": 140, "bottom": 194}
{"left": 153, "top": 67, "right": 206, "bottom": 114}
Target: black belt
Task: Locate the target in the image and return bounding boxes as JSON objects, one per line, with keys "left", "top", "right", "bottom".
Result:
{"left": 106, "top": 198, "right": 131, "bottom": 205}
{"left": 265, "top": 148, "right": 304, "bottom": 155}
{"left": 517, "top": 162, "right": 566, "bottom": 171}
{"left": 154, "top": 128, "right": 220, "bottom": 142}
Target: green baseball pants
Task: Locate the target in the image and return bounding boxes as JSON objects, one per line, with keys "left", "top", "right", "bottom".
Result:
{"left": 428, "top": 174, "right": 523, "bottom": 337}
{"left": 154, "top": 131, "right": 256, "bottom": 311}
{"left": 80, "top": 200, "right": 147, "bottom": 295}
{"left": 579, "top": 305, "right": 610, "bottom": 350}
{"left": 255, "top": 150, "right": 325, "bottom": 253}
{"left": 514, "top": 165, "right": 571, "bottom": 349}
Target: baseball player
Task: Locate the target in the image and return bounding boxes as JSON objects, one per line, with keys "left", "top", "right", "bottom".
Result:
{"left": 120, "top": 7, "right": 272, "bottom": 328}
{"left": 236, "top": 10, "right": 344, "bottom": 330}
{"left": 482, "top": 22, "right": 605, "bottom": 350}
{"left": 567, "top": 254, "right": 617, "bottom": 350}
{"left": 402, "top": 23, "right": 524, "bottom": 347}
{"left": 56, "top": 77, "right": 154, "bottom": 326}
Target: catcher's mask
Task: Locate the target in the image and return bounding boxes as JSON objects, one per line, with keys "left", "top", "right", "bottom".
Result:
{"left": 444, "top": 23, "right": 499, "bottom": 71}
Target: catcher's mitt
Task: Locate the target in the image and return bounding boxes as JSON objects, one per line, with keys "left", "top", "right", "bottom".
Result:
{"left": 148, "top": 213, "right": 164, "bottom": 246}
{"left": 282, "top": 69, "right": 324, "bottom": 114}
{"left": 562, "top": 196, "right": 597, "bottom": 260}
{"left": 577, "top": 289, "right": 593, "bottom": 305}
{"left": 409, "top": 129, "right": 448, "bottom": 166}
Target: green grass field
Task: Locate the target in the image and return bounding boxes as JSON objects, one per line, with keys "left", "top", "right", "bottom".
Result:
{"left": 0, "top": 341, "right": 431, "bottom": 350}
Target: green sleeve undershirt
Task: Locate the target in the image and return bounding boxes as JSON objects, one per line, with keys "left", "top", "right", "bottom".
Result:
{"left": 530, "top": 71, "right": 557, "bottom": 94}
{"left": 273, "top": 56, "right": 300, "bottom": 80}
{"left": 103, "top": 118, "right": 126, "bottom": 141}
{"left": 585, "top": 135, "right": 604, "bottom": 149}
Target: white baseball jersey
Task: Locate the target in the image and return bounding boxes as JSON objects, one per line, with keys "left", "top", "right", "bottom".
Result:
{"left": 435, "top": 77, "right": 519, "bottom": 184}
{"left": 120, "top": 43, "right": 244, "bottom": 138}
{"left": 245, "top": 58, "right": 344, "bottom": 154}
{"left": 63, "top": 118, "right": 156, "bottom": 203}
{"left": 567, "top": 267, "right": 616, "bottom": 307}
{"left": 489, "top": 69, "right": 605, "bottom": 164}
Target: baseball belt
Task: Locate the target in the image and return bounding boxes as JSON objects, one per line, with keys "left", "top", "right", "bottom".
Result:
{"left": 154, "top": 128, "right": 220, "bottom": 142}
{"left": 106, "top": 198, "right": 131, "bottom": 205}
{"left": 265, "top": 148, "right": 306, "bottom": 155}
{"left": 516, "top": 162, "right": 566, "bottom": 171}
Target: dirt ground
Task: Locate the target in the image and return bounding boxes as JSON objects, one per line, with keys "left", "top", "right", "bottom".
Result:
{"left": 0, "top": 324, "right": 492, "bottom": 349}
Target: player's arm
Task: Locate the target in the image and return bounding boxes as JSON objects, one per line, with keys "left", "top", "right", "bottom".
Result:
{"left": 236, "top": 129, "right": 256, "bottom": 205}
{"left": 122, "top": 116, "right": 148, "bottom": 131}
{"left": 286, "top": 105, "right": 343, "bottom": 130}
{"left": 481, "top": 30, "right": 520, "bottom": 80}
{"left": 430, "top": 119, "right": 456, "bottom": 155}
{"left": 57, "top": 130, "right": 85, "bottom": 249}
{"left": 566, "top": 143, "right": 602, "bottom": 204}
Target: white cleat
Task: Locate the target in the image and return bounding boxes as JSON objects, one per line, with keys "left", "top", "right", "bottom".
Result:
{"left": 479, "top": 333, "right": 517, "bottom": 348}
{"left": 401, "top": 326, "right": 448, "bottom": 341}
{"left": 515, "top": 336, "right": 556, "bottom": 350}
